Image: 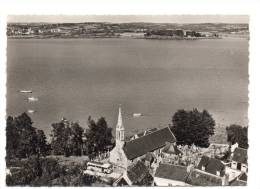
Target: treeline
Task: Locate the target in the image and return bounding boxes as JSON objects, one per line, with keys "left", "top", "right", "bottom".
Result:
{"left": 50, "top": 116, "right": 114, "bottom": 157}
{"left": 6, "top": 112, "right": 114, "bottom": 160}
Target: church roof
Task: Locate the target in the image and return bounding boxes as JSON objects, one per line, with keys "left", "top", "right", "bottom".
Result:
{"left": 123, "top": 127, "right": 176, "bottom": 160}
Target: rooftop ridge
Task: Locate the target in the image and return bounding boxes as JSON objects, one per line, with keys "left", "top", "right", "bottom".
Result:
{"left": 126, "top": 126, "right": 172, "bottom": 144}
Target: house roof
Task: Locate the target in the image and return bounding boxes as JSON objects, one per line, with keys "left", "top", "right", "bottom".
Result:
{"left": 123, "top": 127, "right": 176, "bottom": 160}
{"left": 187, "top": 169, "right": 223, "bottom": 186}
{"left": 145, "top": 152, "right": 155, "bottom": 162}
{"left": 197, "top": 156, "right": 225, "bottom": 177}
{"left": 230, "top": 180, "right": 247, "bottom": 186}
{"left": 232, "top": 147, "right": 247, "bottom": 164}
{"left": 127, "top": 161, "right": 153, "bottom": 185}
{"left": 162, "top": 142, "right": 182, "bottom": 155}
{"left": 155, "top": 163, "right": 189, "bottom": 182}
{"left": 238, "top": 172, "right": 247, "bottom": 182}
{"left": 197, "top": 156, "right": 211, "bottom": 169}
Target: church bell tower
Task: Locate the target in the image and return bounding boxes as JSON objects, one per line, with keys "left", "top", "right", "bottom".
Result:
{"left": 116, "top": 105, "right": 125, "bottom": 147}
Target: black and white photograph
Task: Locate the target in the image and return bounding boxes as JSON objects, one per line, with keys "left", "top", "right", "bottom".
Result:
{"left": 3, "top": 14, "right": 252, "bottom": 187}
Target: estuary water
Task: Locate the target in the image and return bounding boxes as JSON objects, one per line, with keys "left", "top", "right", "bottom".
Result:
{"left": 7, "top": 38, "right": 248, "bottom": 142}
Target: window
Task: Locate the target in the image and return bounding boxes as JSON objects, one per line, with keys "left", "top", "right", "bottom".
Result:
{"left": 237, "top": 163, "right": 242, "bottom": 170}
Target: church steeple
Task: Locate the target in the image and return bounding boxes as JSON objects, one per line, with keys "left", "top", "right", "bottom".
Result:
{"left": 117, "top": 105, "right": 123, "bottom": 129}
{"left": 116, "top": 105, "right": 125, "bottom": 144}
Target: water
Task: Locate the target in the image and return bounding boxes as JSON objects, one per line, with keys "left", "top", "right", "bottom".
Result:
{"left": 7, "top": 38, "right": 249, "bottom": 141}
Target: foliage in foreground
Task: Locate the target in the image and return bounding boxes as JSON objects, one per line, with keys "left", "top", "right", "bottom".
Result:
{"left": 6, "top": 113, "right": 49, "bottom": 159}
{"left": 6, "top": 157, "right": 97, "bottom": 186}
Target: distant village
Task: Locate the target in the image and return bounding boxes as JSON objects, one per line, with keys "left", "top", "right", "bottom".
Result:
{"left": 7, "top": 22, "right": 249, "bottom": 39}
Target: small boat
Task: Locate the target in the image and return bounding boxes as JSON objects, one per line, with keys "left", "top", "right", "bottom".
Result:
{"left": 19, "top": 90, "right": 32, "bottom": 93}
{"left": 133, "top": 113, "right": 143, "bottom": 117}
{"left": 28, "top": 96, "right": 39, "bottom": 102}
{"left": 27, "top": 109, "right": 36, "bottom": 114}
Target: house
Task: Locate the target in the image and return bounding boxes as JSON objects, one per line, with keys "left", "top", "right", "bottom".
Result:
{"left": 113, "top": 161, "right": 153, "bottom": 186}
{"left": 109, "top": 107, "right": 176, "bottom": 169}
{"left": 161, "top": 142, "right": 182, "bottom": 164}
{"left": 231, "top": 147, "right": 248, "bottom": 172}
{"left": 187, "top": 156, "right": 228, "bottom": 186}
{"left": 230, "top": 172, "right": 247, "bottom": 186}
{"left": 197, "top": 156, "right": 226, "bottom": 177}
{"left": 154, "top": 163, "right": 191, "bottom": 186}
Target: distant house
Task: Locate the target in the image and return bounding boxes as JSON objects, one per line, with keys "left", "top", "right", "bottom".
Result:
{"left": 231, "top": 147, "right": 248, "bottom": 172}
{"left": 187, "top": 156, "right": 228, "bottom": 186}
{"left": 109, "top": 107, "right": 176, "bottom": 169}
{"left": 154, "top": 163, "right": 191, "bottom": 186}
{"left": 113, "top": 161, "right": 153, "bottom": 186}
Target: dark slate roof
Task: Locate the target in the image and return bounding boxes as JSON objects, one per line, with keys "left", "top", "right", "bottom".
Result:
{"left": 232, "top": 147, "right": 247, "bottom": 164}
{"left": 197, "top": 156, "right": 210, "bottom": 169}
{"left": 187, "top": 169, "right": 223, "bottom": 186}
{"left": 155, "top": 164, "right": 189, "bottom": 182}
{"left": 123, "top": 127, "right": 176, "bottom": 160}
{"left": 127, "top": 161, "right": 153, "bottom": 185}
{"left": 238, "top": 172, "right": 247, "bottom": 182}
{"left": 197, "top": 156, "right": 225, "bottom": 177}
{"left": 230, "top": 180, "right": 247, "bottom": 186}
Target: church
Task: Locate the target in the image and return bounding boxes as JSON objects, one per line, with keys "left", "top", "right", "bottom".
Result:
{"left": 109, "top": 106, "right": 177, "bottom": 169}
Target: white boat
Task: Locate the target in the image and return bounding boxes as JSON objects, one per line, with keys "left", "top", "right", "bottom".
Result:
{"left": 28, "top": 96, "right": 39, "bottom": 102}
{"left": 133, "top": 113, "right": 143, "bottom": 117}
{"left": 19, "top": 90, "right": 32, "bottom": 93}
{"left": 27, "top": 109, "right": 36, "bottom": 114}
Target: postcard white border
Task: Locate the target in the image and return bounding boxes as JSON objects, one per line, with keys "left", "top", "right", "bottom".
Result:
{"left": 1, "top": 0, "right": 260, "bottom": 188}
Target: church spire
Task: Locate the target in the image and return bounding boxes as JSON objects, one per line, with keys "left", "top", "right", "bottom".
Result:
{"left": 116, "top": 105, "right": 125, "bottom": 143}
{"left": 117, "top": 105, "right": 123, "bottom": 129}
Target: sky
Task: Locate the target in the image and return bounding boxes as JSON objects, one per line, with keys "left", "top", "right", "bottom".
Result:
{"left": 7, "top": 15, "right": 249, "bottom": 24}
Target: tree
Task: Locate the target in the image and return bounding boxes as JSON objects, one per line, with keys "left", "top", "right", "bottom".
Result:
{"left": 70, "top": 122, "right": 84, "bottom": 156}
{"left": 50, "top": 118, "right": 84, "bottom": 156}
{"left": 35, "top": 130, "right": 49, "bottom": 157}
{"left": 85, "top": 116, "right": 114, "bottom": 155}
{"left": 226, "top": 124, "right": 248, "bottom": 149}
{"left": 171, "top": 109, "right": 215, "bottom": 147}
{"left": 50, "top": 119, "right": 69, "bottom": 156}
{"left": 6, "top": 113, "right": 48, "bottom": 159}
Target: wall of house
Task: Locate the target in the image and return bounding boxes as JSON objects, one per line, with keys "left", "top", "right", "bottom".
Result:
{"left": 241, "top": 164, "right": 248, "bottom": 172}
{"left": 154, "top": 177, "right": 190, "bottom": 186}
{"left": 231, "top": 161, "right": 237, "bottom": 169}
